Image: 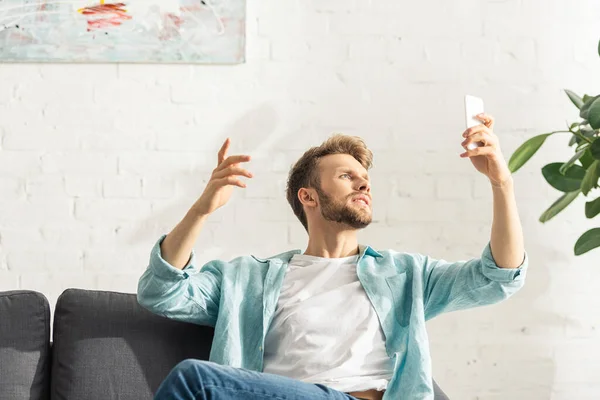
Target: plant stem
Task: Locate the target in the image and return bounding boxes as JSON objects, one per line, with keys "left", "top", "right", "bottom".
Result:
{"left": 569, "top": 129, "right": 595, "bottom": 144}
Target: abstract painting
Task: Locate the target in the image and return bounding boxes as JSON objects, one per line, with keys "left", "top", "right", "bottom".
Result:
{"left": 0, "top": 0, "right": 245, "bottom": 63}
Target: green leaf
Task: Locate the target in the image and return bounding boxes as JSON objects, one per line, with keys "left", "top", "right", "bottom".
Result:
{"left": 581, "top": 126, "right": 597, "bottom": 138}
{"left": 542, "top": 162, "right": 586, "bottom": 192}
{"left": 560, "top": 148, "right": 587, "bottom": 175}
{"left": 569, "top": 125, "right": 596, "bottom": 150}
{"left": 539, "top": 190, "right": 580, "bottom": 223}
{"left": 565, "top": 89, "right": 584, "bottom": 109}
{"left": 581, "top": 160, "right": 600, "bottom": 195}
{"left": 591, "top": 139, "right": 600, "bottom": 160}
{"left": 586, "top": 197, "right": 600, "bottom": 218}
{"left": 580, "top": 149, "right": 595, "bottom": 168}
{"left": 579, "top": 95, "right": 599, "bottom": 120}
{"left": 568, "top": 135, "right": 579, "bottom": 147}
{"left": 574, "top": 228, "right": 600, "bottom": 255}
{"left": 508, "top": 133, "right": 553, "bottom": 173}
{"left": 587, "top": 100, "right": 600, "bottom": 129}
{"left": 576, "top": 142, "right": 590, "bottom": 153}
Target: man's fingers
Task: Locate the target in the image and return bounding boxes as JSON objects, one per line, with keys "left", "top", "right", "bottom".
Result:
{"left": 459, "top": 145, "right": 494, "bottom": 158}
{"left": 462, "top": 124, "right": 491, "bottom": 138}
{"left": 212, "top": 165, "right": 253, "bottom": 180}
{"left": 217, "top": 138, "right": 231, "bottom": 167}
{"left": 461, "top": 132, "right": 496, "bottom": 148}
{"left": 216, "top": 155, "right": 252, "bottom": 171}
{"left": 214, "top": 176, "right": 247, "bottom": 188}
{"left": 476, "top": 113, "right": 495, "bottom": 129}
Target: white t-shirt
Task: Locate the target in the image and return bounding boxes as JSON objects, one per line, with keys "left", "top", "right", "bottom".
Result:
{"left": 262, "top": 252, "right": 394, "bottom": 393}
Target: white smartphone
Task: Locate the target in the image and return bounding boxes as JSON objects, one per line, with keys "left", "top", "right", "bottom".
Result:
{"left": 464, "top": 95, "right": 485, "bottom": 150}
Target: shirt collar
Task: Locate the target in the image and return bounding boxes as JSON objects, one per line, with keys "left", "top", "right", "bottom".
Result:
{"left": 359, "top": 244, "right": 383, "bottom": 258}
{"left": 251, "top": 244, "right": 382, "bottom": 264}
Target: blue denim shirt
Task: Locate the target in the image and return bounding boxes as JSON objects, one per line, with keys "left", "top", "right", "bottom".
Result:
{"left": 138, "top": 234, "right": 528, "bottom": 399}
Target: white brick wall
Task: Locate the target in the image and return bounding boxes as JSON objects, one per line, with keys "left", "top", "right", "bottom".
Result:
{"left": 1, "top": 0, "right": 599, "bottom": 398}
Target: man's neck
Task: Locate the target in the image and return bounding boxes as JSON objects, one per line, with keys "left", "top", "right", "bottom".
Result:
{"left": 303, "top": 224, "right": 360, "bottom": 258}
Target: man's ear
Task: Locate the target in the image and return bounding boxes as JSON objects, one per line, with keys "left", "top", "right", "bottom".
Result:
{"left": 298, "top": 188, "right": 317, "bottom": 207}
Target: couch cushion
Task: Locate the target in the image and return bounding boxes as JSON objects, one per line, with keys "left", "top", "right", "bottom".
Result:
{"left": 0, "top": 290, "right": 51, "bottom": 400}
{"left": 50, "top": 288, "right": 214, "bottom": 400}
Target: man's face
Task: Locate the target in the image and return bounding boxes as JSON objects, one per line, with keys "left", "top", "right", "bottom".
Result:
{"left": 313, "top": 154, "right": 372, "bottom": 229}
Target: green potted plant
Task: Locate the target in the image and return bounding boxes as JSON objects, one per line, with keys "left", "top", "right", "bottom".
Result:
{"left": 508, "top": 41, "right": 600, "bottom": 256}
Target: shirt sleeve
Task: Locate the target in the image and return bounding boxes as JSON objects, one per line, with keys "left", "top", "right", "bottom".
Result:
{"left": 137, "top": 234, "right": 222, "bottom": 327}
{"left": 422, "top": 242, "right": 528, "bottom": 320}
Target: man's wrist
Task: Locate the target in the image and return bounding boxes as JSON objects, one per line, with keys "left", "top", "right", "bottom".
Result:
{"left": 490, "top": 176, "right": 514, "bottom": 190}
{"left": 188, "top": 206, "right": 211, "bottom": 221}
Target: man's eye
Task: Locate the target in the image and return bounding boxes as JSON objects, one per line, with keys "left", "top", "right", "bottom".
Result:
{"left": 341, "top": 174, "right": 351, "bottom": 179}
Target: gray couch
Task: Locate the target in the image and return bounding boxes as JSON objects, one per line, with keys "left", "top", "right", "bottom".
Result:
{"left": 0, "top": 289, "right": 450, "bottom": 400}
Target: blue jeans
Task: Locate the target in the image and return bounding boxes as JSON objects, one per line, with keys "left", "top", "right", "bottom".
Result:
{"left": 155, "top": 359, "right": 366, "bottom": 400}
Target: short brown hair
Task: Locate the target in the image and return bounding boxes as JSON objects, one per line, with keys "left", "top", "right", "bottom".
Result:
{"left": 286, "top": 133, "right": 374, "bottom": 232}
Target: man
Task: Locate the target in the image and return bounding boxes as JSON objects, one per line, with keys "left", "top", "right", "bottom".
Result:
{"left": 137, "top": 113, "right": 528, "bottom": 400}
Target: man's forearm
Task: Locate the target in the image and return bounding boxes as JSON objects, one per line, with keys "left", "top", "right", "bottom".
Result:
{"left": 490, "top": 178, "right": 525, "bottom": 269}
{"left": 161, "top": 208, "right": 209, "bottom": 270}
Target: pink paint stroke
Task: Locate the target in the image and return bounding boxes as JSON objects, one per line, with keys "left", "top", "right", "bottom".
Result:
{"left": 78, "top": 3, "right": 132, "bottom": 31}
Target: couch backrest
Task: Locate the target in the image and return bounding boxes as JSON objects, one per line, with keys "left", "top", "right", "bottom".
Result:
{"left": 0, "top": 290, "right": 51, "bottom": 400}
{"left": 50, "top": 289, "right": 214, "bottom": 400}
{"left": 2, "top": 288, "right": 450, "bottom": 399}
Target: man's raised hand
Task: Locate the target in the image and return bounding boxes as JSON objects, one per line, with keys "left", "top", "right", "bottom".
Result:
{"left": 192, "top": 138, "right": 253, "bottom": 216}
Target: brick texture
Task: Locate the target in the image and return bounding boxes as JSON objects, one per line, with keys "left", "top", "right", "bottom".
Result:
{"left": 1, "top": 1, "right": 599, "bottom": 397}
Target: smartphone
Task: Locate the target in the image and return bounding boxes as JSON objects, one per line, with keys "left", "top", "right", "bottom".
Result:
{"left": 464, "top": 95, "right": 485, "bottom": 150}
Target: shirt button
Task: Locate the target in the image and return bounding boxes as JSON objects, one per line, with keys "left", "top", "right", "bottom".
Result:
{"left": 259, "top": 346, "right": 263, "bottom": 351}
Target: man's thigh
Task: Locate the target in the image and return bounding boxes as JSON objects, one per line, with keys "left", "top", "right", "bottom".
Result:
{"left": 156, "top": 359, "right": 360, "bottom": 400}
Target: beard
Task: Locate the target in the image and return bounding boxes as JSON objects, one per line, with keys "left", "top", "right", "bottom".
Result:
{"left": 315, "top": 186, "right": 372, "bottom": 229}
